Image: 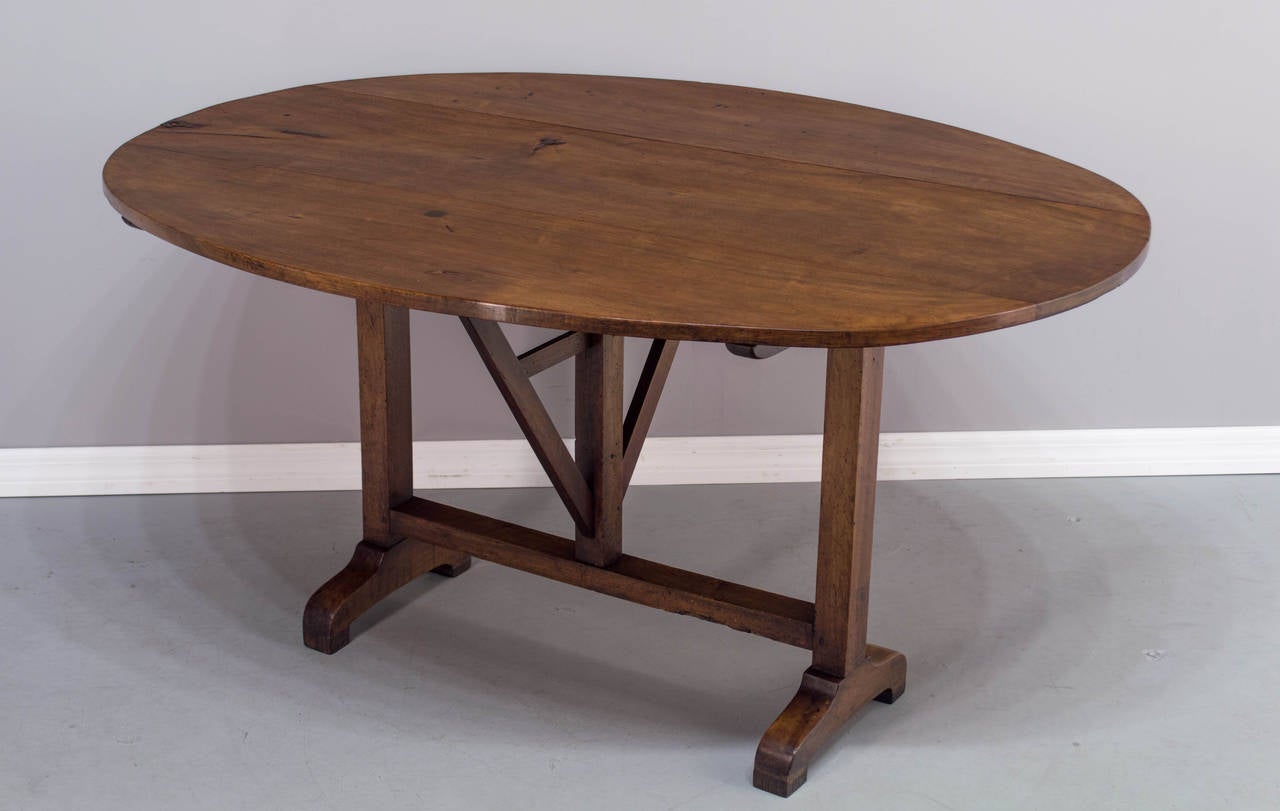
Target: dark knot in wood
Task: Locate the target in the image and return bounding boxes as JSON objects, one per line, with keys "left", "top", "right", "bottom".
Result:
{"left": 531, "top": 136, "right": 566, "bottom": 155}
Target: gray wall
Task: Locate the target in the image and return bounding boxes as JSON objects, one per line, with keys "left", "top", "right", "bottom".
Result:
{"left": 3, "top": 2, "right": 1277, "bottom": 448}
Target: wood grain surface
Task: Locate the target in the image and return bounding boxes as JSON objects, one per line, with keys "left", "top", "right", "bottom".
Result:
{"left": 103, "top": 73, "right": 1149, "bottom": 347}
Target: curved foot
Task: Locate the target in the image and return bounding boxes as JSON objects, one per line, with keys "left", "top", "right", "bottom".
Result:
{"left": 753, "top": 644, "right": 906, "bottom": 797}
{"left": 304, "top": 538, "right": 471, "bottom": 654}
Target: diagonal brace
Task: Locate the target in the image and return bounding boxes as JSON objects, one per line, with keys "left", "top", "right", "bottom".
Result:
{"left": 518, "top": 330, "right": 589, "bottom": 376}
{"left": 461, "top": 317, "right": 594, "bottom": 534}
{"left": 622, "top": 339, "right": 678, "bottom": 489}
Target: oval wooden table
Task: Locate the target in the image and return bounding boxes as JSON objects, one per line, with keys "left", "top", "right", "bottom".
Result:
{"left": 103, "top": 73, "right": 1150, "bottom": 797}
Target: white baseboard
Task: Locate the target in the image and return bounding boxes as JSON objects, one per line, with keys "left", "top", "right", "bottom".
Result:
{"left": 2, "top": 427, "right": 1277, "bottom": 498}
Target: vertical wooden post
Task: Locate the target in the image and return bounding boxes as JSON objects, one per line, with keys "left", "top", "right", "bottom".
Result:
{"left": 358, "top": 300, "right": 414, "bottom": 543}
{"left": 303, "top": 300, "right": 469, "bottom": 655}
{"left": 812, "top": 346, "right": 884, "bottom": 677}
{"left": 753, "top": 346, "right": 904, "bottom": 796}
{"left": 574, "top": 333, "right": 625, "bottom": 567}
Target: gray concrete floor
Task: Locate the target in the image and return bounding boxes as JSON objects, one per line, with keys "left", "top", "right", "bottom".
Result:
{"left": 2, "top": 477, "right": 1278, "bottom": 810}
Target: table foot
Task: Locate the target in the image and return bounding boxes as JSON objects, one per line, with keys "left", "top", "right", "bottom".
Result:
{"left": 303, "top": 538, "right": 470, "bottom": 654}
{"left": 430, "top": 555, "right": 472, "bottom": 578}
{"left": 753, "top": 644, "right": 906, "bottom": 797}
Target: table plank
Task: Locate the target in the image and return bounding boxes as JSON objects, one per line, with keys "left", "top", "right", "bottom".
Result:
{"left": 326, "top": 74, "right": 1145, "bottom": 215}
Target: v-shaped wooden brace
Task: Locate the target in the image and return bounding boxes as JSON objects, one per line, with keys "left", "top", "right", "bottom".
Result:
{"left": 460, "top": 318, "right": 678, "bottom": 566}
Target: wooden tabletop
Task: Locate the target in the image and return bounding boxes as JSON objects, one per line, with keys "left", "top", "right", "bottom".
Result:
{"left": 103, "top": 73, "right": 1149, "bottom": 347}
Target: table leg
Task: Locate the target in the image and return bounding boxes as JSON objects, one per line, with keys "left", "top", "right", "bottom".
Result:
{"left": 574, "top": 334, "right": 625, "bottom": 567}
{"left": 753, "top": 346, "right": 906, "bottom": 796}
{"left": 300, "top": 317, "right": 904, "bottom": 794}
{"left": 303, "top": 301, "right": 469, "bottom": 654}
